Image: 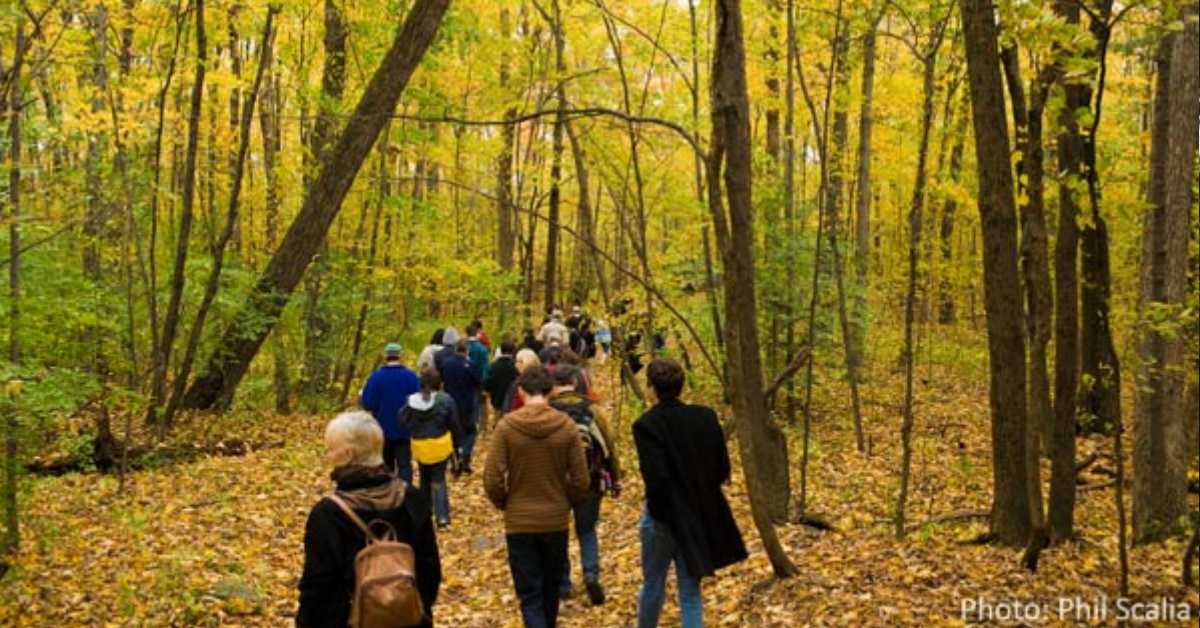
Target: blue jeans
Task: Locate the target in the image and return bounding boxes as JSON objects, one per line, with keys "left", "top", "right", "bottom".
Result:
{"left": 506, "top": 531, "right": 568, "bottom": 628}
{"left": 418, "top": 460, "right": 450, "bottom": 524}
{"left": 383, "top": 438, "right": 413, "bottom": 483}
{"left": 637, "top": 510, "right": 702, "bottom": 628}
{"left": 560, "top": 493, "right": 601, "bottom": 593}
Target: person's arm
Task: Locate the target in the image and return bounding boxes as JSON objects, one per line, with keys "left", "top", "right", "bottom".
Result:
{"left": 592, "top": 407, "right": 620, "bottom": 483}
{"left": 359, "top": 374, "right": 378, "bottom": 414}
{"left": 411, "top": 502, "right": 442, "bottom": 620}
{"left": 296, "top": 503, "right": 340, "bottom": 627}
{"left": 633, "top": 419, "right": 674, "bottom": 522}
{"left": 444, "top": 395, "right": 464, "bottom": 447}
{"left": 482, "top": 423, "right": 509, "bottom": 509}
{"left": 565, "top": 422, "right": 591, "bottom": 504}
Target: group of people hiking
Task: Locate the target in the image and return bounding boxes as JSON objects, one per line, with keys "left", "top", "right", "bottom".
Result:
{"left": 296, "top": 307, "right": 747, "bottom": 628}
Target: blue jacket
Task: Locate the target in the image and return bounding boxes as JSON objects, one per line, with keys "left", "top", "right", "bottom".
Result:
{"left": 438, "top": 353, "right": 481, "bottom": 431}
{"left": 467, "top": 338, "right": 490, "bottom": 382}
{"left": 360, "top": 364, "right": 421, "bottom": 440}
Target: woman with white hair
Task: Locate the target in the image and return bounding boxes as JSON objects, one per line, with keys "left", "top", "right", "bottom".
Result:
{"left": 297, "top": 411, "right": 442, "bottom": 627}
{"left": 502, "top": 348, "right": 542, "bottom": 413}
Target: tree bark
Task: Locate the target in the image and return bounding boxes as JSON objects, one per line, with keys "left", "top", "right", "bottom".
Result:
{"left": 3, "top": 22, "right": 26, "bottom": 555}
{"left": 960, "top": 0, "right": 1032, "bottom": 546}
{"left": 1134, "top": 1, "right": 1198, "bottom": 544}
{"left": 937, "top": 103, "right": 966, "bottom": 324}
{"left": 181, "top": 0, "right": 451, "bottom": 410}
{"left": 851, "top": 12, "right": 880, "bottom": 357}
{"left": 566, "top": 122, "right": 593, "bottom": 304}
{"left": 543, "top": 0, "right": 566, "bottom": 311}
{"left": 707, "top": 0, "right": 797, "bottom": 577}
{"left": 496, "top": 8, "right": 516, "bottom": 272}
{"left": 259, "top": 60, "right": 290, "bottom": 415}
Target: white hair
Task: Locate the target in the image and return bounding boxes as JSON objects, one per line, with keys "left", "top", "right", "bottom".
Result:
{"left": 324, "top": 410, "right": 384, "bottom": 468}
{"left": 515, "top": 348, "right": 541, "bottom": 371}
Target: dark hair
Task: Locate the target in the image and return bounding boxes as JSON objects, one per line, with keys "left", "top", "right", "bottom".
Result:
{"left": 558, "top": 349, "right": 582, "bottom": 366}
{"left": 519, "top": 366, "right": 554, "bottom": 396}
{"left": 500, "top": 337, "right": 517, "bottom": 356}
{"left": 466, "top": 320, "right": 481, "bottom": 336}
{"left": 431, "top": 328, "right": 445, "bottom": 345}
{"left": 647, "top": 358, "right": 685, "bottom": 400}
{"left": 471, "top": 319, "right": 483, "bottom": 332}
{"left": 456, "top": 339, "right": 469, "bottom": 354}
{"left": 552, "top": 364, "right": 581, "bottom": 387}
{"left": 419, "top": 367, "right": 442, "bottom": 391}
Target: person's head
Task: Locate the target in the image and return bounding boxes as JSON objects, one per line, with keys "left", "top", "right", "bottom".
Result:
{"left": 324, "top": 411, "right": 384, "bottom": 469}
{"left": 456, "top": 339, "right": 469, "bottom": 355}
{"left": 466, "top": 320, "right": 480, "bottom": 337}
{"left": 519, "top": 365, "right": 554, "bottom": 398}
{"left": 551, "top": 364, "right": 582, "bottom": 394}
{"left": 646, "top": 358, "right": 685, "bottom": 402}
{"left": 500, "top": 337, "right": 517, "bottom": 356}
{"left": 430, "top": 328, "right": 445, "bottom": 346}
{"left": 419, "top": 367, "right": 442, "bottom": 393}
{"left": 470, "top": 319, "right": 483, "bottom": 334}
{"left": 558, "top": 349, "right": 582, "bottom": 366}
{"left": 515, "top": 348, "right": 541, "bottom": 371}
{"left": 443, "top": 326, "right": 461, "bottom": 346}
{"left": 384, "top": 342, "right": 402, "bottom": 362}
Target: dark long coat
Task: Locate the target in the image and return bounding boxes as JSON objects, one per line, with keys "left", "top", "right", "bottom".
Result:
{"left": 632, "top": 398, "right": 748, "bottom": 578}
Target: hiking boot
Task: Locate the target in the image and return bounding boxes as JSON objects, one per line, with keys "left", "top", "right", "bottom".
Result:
{"left": 584, "top": 579, "right": 606, "bottom": 605}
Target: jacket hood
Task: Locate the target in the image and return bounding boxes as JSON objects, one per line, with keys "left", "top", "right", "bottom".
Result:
{"left": 407, "top": 391, "right": 438, "bottom": 411}
{"left": 331, "top": 465, "right": 407, "bottom": 511}
{"left": 506, "top": 402, "right": 569, "bottom": 439}
{"left": 442, "top": 326, "right": 461, "bottom": 346}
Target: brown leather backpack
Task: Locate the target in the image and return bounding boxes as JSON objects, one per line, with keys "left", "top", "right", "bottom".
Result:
{"left": 327, "top": 492, "right": 425, "bottom": 627}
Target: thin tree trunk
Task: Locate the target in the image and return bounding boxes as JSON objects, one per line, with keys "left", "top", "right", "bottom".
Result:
{"left": 496, "top": 9, "right": 516, "bottom": 272}
{"left": 960, "top": 0, "right": 1032, "bottom": 547}
{"left": 897, "top": 49, "right": 940, "bottom": 538}
{"left": 3, "top": 23, "right": 26, "bottom": 555}
{"left": 162, "top": 7, "right": 277, "bottom": 427}
{"left": 83, "top": 6, "right": 110, "bottom": 378}
{"left": 543, "top": 0, "right": 566, "bottom": 311}
{"left": 182, "top": 0, "right": 450, "bottom": 410}
{"left": 259, "top": 59, "right": 289, "bottom": 415}
{"left": 851, "top": 11, "right": 880, "bottom": 363}
{"left": 937, "top": 104, "right": 966, "bottom": 324}
{"left": 566, "top": 122, "right": 593, "bottom": 304}
{"left": 149, "top": 0, "right": 207, "bottom": 429}
{"left": 708, "top": 0, "right": 797, "bottom": 577}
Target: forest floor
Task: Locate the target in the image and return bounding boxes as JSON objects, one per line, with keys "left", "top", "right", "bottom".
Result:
{"left": 0, "top": 359, "right": 1197, "bottom": 626}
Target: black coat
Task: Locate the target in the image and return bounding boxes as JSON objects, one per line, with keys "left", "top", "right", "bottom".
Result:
{"left": 483, "top": 356, "right": 519, "bottom": 411}
{"left": 632, "top": 398, "right": 747, "bottom": 578}
{"left": 297, "top": 469, "right": 441, "bottom": 627}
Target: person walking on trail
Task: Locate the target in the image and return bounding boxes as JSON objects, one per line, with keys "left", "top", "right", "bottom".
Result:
{"left": 297, "top": 411, "right": 441, "bottom": 627}
{"left": 400, "top": 368, "right": 463, "bottom": 529}
{"left": 358, "top": 342, "right": 421, "bottom": 482}
{"left": 633, "top": 358, "right": 747, "bottom": 628}
{"left": 471, "top": 319, "right": 493, "bottom": 351}
{"left": 417, "top": 328, "right": 445, "bottom": 373}
{"left": 484, "top": 366, "right": 590, "bottom": 628}
{"left": 503, "top": 348, "right": 542, "bottom": 413}
{"left": 438, "top": 339, "right": 482, "bottom": 473}
{"left": 548, "top": 364, "right": 620, "bottom": 606}
{"left": 466, "top": 321, "right": 492, "bottom": 430}
{"left": 484, "top": 338, "right": 520, "bottom": 417}
{"left": 521, "top": 327, "right": 544, "bottom": 355}
{"left": 434, "top": 326, "right": 461, "bottom": 373}
{"left": 538, "top": 312, "right": 569, "bottom": 347}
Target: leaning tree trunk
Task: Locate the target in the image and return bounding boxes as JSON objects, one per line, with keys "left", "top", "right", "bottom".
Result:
{"left": 181, "top": 0, "right": 451, "bottom": 410}
{"left": 960, "top": 0, "right": 1033, "bottom": 547}
{"left": 1134, "top": 1, "right": 1198, "bottom": 544}
{"left": 708, "top": 0, "right": 797, "bottom": 577}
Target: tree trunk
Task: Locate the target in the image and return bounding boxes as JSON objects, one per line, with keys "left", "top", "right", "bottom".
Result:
{"left": 708, "top": 0, "right": 797, "bottom": 577}
{"left": 83, "top": 6, "right": 110, "bottom": 378}
{"left": 1000, "top": 44, "right": 1050, "bottom": 540}
{"left": 897, "top": 50, "right": 940, "bottom": 538}
{"left": 937, "top": 104, "right": 966, "bottom": 324}
{"left": 566, "top": 122, "right": 593, "bottom": 305}
{"left": 496, "top": 8, "right": 516, "bottom": 272}
{"left": 544, "top": 0, "right": 566, "bottom": 312}
{"left": 960, "top": 0, "right": 1032, "bottom": 547}
{"left": 149, "top": 0, "right": 207, "bottom": 428}
{"left": 1134, "top": 2, "right": 1198, "bottom": 544}
{"left": 3, "top": 23, "right": 26, "bottom": 555}
{"left": 181, "top": 0, "right": 450, "bottom": 410}
{"left": 259, "top": 63, "right": 290, "bottom": 415}
{"left": 851, "top": 13, "right": 880, "bottom": 358}
{"left": 300, "top": 0, "right": 347, "bottom": 409}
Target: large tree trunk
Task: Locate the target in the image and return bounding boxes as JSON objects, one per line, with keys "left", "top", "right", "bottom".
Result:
{"left": 960, "top": 0, "right": 1032, "bottom": 547}
{"left": 708, "top": 0, "right": 797, "bottom": 577}
{"left": 1134, "top": 2, "right": 1198, "bottom": 544}
{"left": 181, "top": 0, "right": 450, "bottom": 410}
{"left": 149, "top": 0, "right": 207, "bottom": 427}
{"left": 299, "top": 0, "right": 347, "bottom": 409}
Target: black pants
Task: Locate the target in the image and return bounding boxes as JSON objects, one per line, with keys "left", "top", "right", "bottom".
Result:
{"left": 383, "top": 438, "right": 412, "bottom": 483}
{"left": 505, "top": 531, "right": 568, "bottom": 628}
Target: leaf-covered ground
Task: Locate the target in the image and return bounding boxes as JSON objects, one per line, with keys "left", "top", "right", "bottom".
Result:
{"left": 1, "top": 364, "right": 1196, "bottom": 626}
